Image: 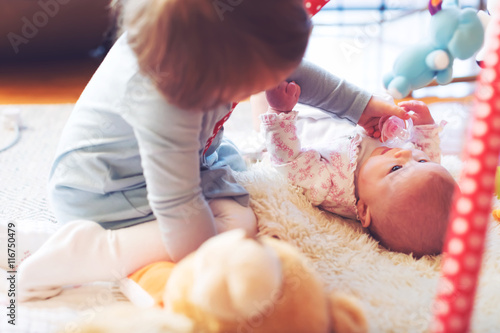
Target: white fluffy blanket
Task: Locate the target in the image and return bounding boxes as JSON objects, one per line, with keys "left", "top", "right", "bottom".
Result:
{"left": 235, "top": 156, "right": 500, "bottom": 333}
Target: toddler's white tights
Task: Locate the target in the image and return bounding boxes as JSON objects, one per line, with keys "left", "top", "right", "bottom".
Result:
{"left": 17, "top": 198, "right": 257, "bottom": 302}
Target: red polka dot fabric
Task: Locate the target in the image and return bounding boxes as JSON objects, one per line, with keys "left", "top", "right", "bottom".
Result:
{"left": 430, "top": 7, "right": 500, "bottom": 333}
{"left": 304, "top": 0, "right": 330, "bottom": 16}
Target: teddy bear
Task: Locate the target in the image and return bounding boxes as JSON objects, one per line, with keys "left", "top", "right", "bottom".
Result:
{"left": 383, "top": 0, "right": 485, "bottom": 99}
{"left": 76, "top": 229, "right": 367, "bottom": 333}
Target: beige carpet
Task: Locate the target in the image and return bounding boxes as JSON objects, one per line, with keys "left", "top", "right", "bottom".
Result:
{"left": 0, "top": 104, "right": 128, "bottom": 333}
{"left": 0, "top": 104, "right": 71, "bottom": 223}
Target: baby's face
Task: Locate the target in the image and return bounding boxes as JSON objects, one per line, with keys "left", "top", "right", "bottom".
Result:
{"left": 357, "top": 147, "right": 454, "bottom": 206}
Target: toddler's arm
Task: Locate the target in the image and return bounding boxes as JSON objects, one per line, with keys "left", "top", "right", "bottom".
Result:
{"left": 122, "top": 82, "right": 217, "bottom": 262}
{"left": 288, "top": 59, "right": 408, "bottom": 137}
{"left": 287, "top": 59, "right": 370, "bottom": 124}
{"left": 399, "top": 100, "right": 443, "bottom": 163}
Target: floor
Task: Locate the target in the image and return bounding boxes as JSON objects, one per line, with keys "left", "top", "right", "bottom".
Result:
{"left": 0, "top": 7, "right": 480, "bottom": 105}
{"left": 0, "top": 58, "right": 100, "bottom": 104}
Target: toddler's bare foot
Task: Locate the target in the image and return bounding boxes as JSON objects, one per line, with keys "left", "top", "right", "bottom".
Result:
{"left": 265, "top": 81, "right": 301, "bottom": 113}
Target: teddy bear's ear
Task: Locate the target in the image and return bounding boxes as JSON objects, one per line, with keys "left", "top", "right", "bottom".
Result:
{"left": 328, "top": 292, "right": 368, "bottom": 333}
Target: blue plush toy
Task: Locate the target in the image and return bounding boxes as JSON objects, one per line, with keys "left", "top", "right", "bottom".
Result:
{"left": 383, "top": 0, "right": 485, "bottom": 99}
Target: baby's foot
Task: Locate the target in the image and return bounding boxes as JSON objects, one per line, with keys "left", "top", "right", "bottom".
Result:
{"left": 265, "top": 81, "right": 301, "bottom": 113}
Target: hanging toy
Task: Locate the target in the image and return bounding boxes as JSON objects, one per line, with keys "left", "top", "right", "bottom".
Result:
{"left": 304, "top": 0, "right": 330, "bottom": 16}
{"left": 429, "top": 0, "right": 443, "bottom": 15}
{"left": 383, "top": 0, "right": 486, "bottom": 99}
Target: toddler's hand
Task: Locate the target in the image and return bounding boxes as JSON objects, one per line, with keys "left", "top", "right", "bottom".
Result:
{"left": 398, "top": 100, "right": 435, "bottom": 126}
{"left": 265, "top": 81, "right": 301, "bottom": 113}
{"left": 358, "top": 96, "right": 410, "bottom": 138}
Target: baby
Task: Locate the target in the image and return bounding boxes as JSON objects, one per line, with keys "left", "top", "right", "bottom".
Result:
{"left": 261, "top": 81, "right": 457, "bottom": 257}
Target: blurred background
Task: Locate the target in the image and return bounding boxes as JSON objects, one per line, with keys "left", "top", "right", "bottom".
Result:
{"left": 308, "top": 0, "right": 487, "bottom": 100}
{"left": 0, "top": 0, "right": 488, "bottom": 104}
{"left": 0, "top": 0, "right": 117, "bottom": 103}
{"left": 0, "top": 3, "right": 493, "bottom": 332}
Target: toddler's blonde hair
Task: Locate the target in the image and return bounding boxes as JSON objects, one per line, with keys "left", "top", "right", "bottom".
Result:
{"left": 124, "top": 0, "right": 311, "bottom": 110}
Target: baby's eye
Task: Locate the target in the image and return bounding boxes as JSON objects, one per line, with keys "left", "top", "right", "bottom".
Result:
{"left": 418, "top": 159, "right": 427, "bottom": 163}
{"left": 390, "top": 165, "right": 402, "bottom": 173}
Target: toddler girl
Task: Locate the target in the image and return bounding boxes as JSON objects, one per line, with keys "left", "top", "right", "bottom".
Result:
{"left": 261, "top": 81, "right": 457, "bottom": 257}
{"left": 16, "top": 0, "right": 410, "bottom": 301}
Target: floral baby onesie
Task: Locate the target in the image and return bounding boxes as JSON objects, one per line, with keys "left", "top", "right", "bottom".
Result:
{"left": 261, "top": 111, "right": 444, "bottom": 220}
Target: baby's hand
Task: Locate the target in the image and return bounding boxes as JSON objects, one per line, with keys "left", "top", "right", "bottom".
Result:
{"left": 358, "top": 96, "right": 409, "bottom": 138}
{"left": 398, "top": 100, "right": 435, "bottom": 126}
{"left": 265, "top": 81, "right": 301, "bottom": 113}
